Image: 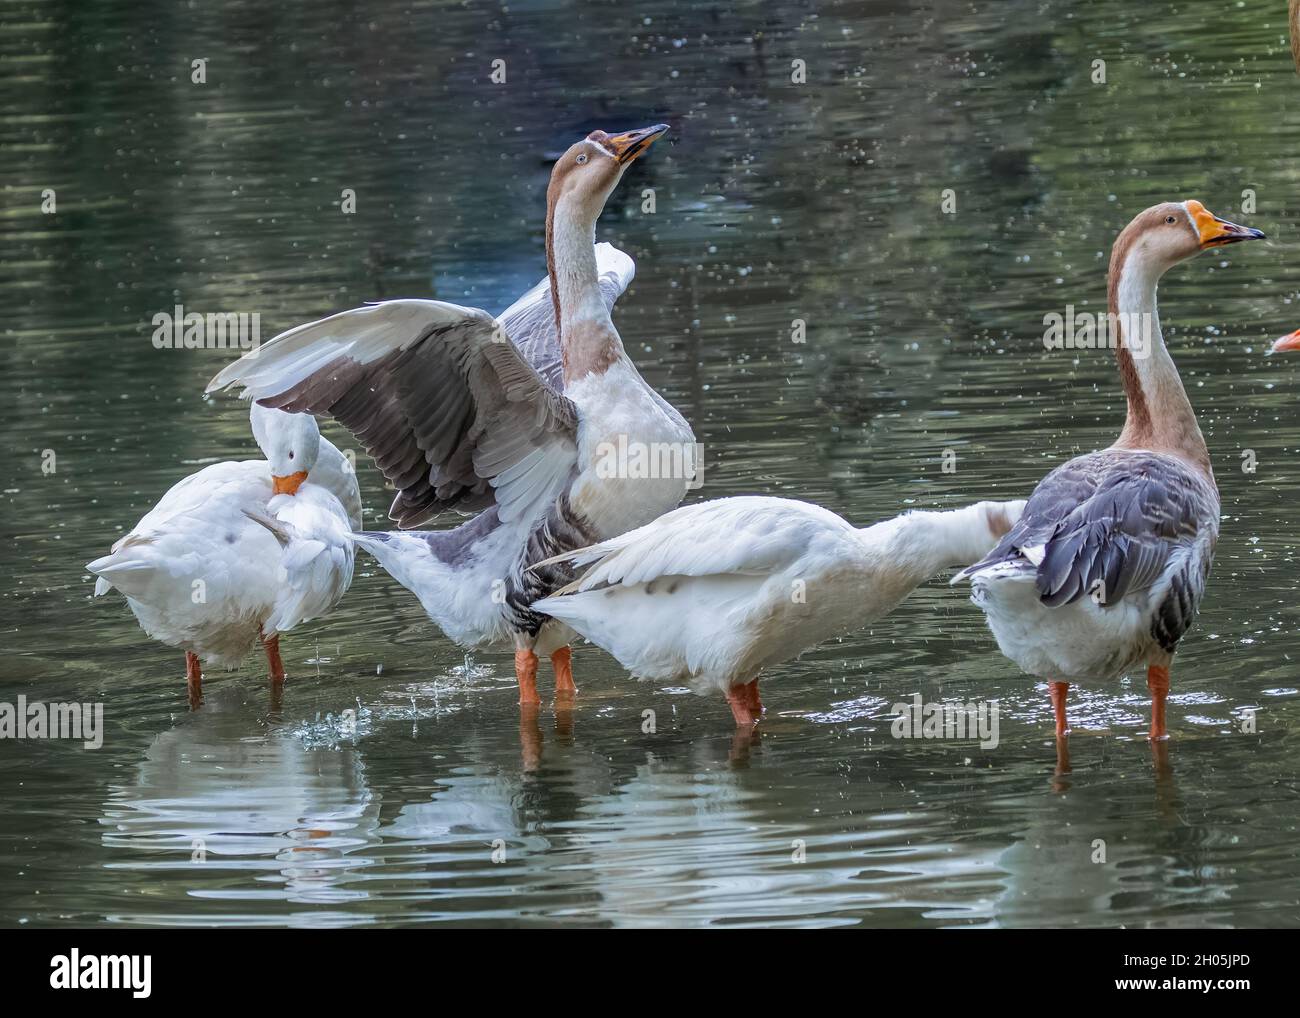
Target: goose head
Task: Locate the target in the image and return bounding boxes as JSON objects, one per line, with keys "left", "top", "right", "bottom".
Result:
{"left": 1115, "top": 200, "right": 1264, "bottom": 276}
{"left": 545, "top": 124, "right": 668, "bottom": 219}
{"left": 249, "top": 402, "right": 321, "bottom": 495}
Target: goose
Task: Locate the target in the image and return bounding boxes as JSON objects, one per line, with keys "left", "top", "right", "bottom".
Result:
{"left": 87, "top": 403, "right": 360, "bottom": 705}
{"left": 953, "top": 200, "right": 1265, "bottom": 741}
{"left": 532, "top": 495, "right": 1026, "bottom": 726}
{"left": 206, "top": 125, "right": 696, "bottom": 707}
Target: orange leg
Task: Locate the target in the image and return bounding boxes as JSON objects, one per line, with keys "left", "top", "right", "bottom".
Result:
{"left": 519, "top": 702, "right": 543, "bottom": 771}
{"left": 743, "top": 679, "right": 763, "bottom": 716}
{"left": 1054, "top": 735, "right": 1072, "bottom": 783}
{"left": 261, "top": 628, "right": 286, "bottom": 684}
{"left": 1150, "top": 740, "right": 1172, "bottom": 783}
{"left": 1147, "top": 664, "right": 1170, "bottom": 742}
{"left": 1049, "top": 681, "right": 1069, "bottom": 737}
{"left": 551, "top": 646, "right": 577, "bottom": 698}
{"left": 185, "top": 651, "right": 203, "bottom": 709}
{"left": 725, "top": 684, "right": 758, "bottom": 727}
{"left": 515, "top": 649, "right": 540, "bottom": 706}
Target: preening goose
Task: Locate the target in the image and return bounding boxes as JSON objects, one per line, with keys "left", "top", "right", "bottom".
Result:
{"left": 207, "top": 125, "right": 696, "bottom": 706}
{"left": 87, "top": 404, "right": 360, "bottom": 706}
{"left": 954, "top": 201, "right": 1264, "bottom": 741}
{"left": 533, "top": 495, "right": 1025, "bottom": 726}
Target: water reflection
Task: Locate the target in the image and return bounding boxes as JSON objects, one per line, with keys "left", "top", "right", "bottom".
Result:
{"left": 91, "top": 662, "right": 1292, "bottom": 928}
{"left": 4, "top": 0, "right": 1300, "bottom": 927}
{"left": 100, "top": 687, "right": 379, "bottom": 918}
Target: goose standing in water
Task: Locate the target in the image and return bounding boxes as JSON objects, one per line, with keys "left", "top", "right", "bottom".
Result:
{"left": 954, "top": 201, "right": 1264, "bottom": 741}
{"left": 87, "top": 404, "right": 360, "bottom": 706}
{"left": 534, "top": 496, "right": 1025, "bottom": 725}
{"left": 208, "top": 125, "right": 695, "bottom": 706}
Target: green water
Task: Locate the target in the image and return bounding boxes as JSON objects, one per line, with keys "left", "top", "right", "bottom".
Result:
{"left": 2, "top": 0, "right": 1299, "bottom": 926}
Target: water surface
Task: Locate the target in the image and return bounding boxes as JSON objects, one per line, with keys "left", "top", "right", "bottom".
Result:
{"left": 2, "top": 0, "right": 1299, "bottom": 927}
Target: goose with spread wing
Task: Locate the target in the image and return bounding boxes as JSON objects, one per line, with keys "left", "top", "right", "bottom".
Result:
{"left": 87, "top": 404, "right": 360, "bottom": 706}
{"left": 207, "top": 125, "right": 696, "bottom": 706}
{"left": 533, "top": 495, "right": 1025, "bottom": 725}
{"left": 953, "top": 201, "right": 1264, "bottom": 741}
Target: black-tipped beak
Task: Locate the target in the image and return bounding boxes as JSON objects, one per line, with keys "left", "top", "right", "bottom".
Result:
{"left": 605, "top": 124, "right": 669, "bottom": 164}
{"left": 1187, "top": 200, "right": 1266, "bottom": 247}
{"left": 1203, "top": 220, "right": 1267, "bottom": 247}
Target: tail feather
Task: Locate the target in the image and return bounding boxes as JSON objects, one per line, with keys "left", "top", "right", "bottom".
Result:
{"left": 241, "top": 507, "right": 293, "bottom": 546}
{"left": 348, "top": 531, "right": 389, "bottom": 553}
{"left": 85, "top": 554, "right": 159, "bottom": 599}
{"left": 530, "top": 544, "right": 602, "bottom": 572}
{"left": 950, "top": 499, "right": 1031, "bottom": 585}
{"left": 951, "top": 554, "right": 1036, "bottom": 586}
{"left": 347, "top": 530, "right": 422, "bottom": 590}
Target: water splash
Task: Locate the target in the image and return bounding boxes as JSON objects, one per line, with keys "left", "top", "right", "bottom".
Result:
{"left": 288, "top": 699, "right": 374, "bottom": 750}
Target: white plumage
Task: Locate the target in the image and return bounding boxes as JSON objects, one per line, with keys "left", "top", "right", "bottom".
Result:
{"left": 204, "top": 127, "right": 694, "bottom": 706}
{"left": 87, "top": 404, "right": 358, "bottom": 697}
{"left": 534, "top": 495, "right": 1025, "bottom": 723}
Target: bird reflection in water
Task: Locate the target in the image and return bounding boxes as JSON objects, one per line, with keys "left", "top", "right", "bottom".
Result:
{"left": 101, "top": 686, "right": 378, "bottom": 906}
{"left": 518, "top": 698, "right": 578, "bottom": 773}
{"left": 729, "top": 724, "right": 763, "bottom": 767}
{"left": 1051, "top": 733, "right": 1175, "bottom": 802}
{"left": 1053, "top": 735, "right": 1072, "bottom": 793}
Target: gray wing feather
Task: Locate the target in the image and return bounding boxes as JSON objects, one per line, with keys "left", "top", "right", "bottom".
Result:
{"left": 208, "top": 302, "right": 578, "bottom": 530}
{"left": 961, "top": 450, "right": 1217, "bottom": 649}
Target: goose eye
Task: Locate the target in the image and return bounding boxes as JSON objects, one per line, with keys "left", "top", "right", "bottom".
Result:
{"left": 576, "top": 153, "right": 588, "bottom": 165}
{"left": 288, "top": 451, "right": 294, "bottom": 460}
{"left": 1165, "top": 215, "right": 1176, "bottom": 224}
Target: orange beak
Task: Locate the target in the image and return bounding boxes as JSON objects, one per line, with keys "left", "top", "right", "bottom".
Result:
{"left": 604, "top": 124, "right": 669, "bottom": 164}
{"left": 1271, "top": 329, "right": 1300, "bottom": 354}
{"left": 272, "top": 471, "right": 308, "bottom": 495}
{"left": 1185, "top": 199, "right": 1266, "bottom": 248}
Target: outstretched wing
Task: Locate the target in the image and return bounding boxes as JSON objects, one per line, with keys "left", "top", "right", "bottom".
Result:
{"left": 531, "top": 496, "right": 862, "bottom": 689}
{"left": 956, "top": 450, "right": 1216, "bottom": 647}
{"left": 207, "top": 300, "right": 578, "bottom": 530}
{"left": 497, "top": 242, "right": 635, "bottom": 389}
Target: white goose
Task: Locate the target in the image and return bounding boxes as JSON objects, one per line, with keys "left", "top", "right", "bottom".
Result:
{"left": 533, "top": 495, "right": 1025, "bottom": 725}
{"left": 954, "top": 200, "right": 1264, "bottom": 741}
{"left": 87, "top": 403, "right": 360, "bottom": 705}
{"left": 207, "top": 125, "right": 696, "bottom": 706}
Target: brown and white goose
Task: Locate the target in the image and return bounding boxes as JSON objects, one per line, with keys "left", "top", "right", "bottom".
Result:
{"left": 208, "top": 125, "right": 696, "bottom": 706}
{"left": 954, "top": 201, "right": 1264, "bottom": 741}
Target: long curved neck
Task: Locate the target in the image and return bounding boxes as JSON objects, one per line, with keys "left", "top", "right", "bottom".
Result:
{"left": 310, "top": 435, "right": 363, "bottom": 530}
{"left": 545, "top": 193, "right": 623, "bottom": 382}
{"left": 1108, "top": 237, "right": 1211, "bottom": 474}
{"left": 860, "top": 501, "right": 1024, "bottom": 592}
